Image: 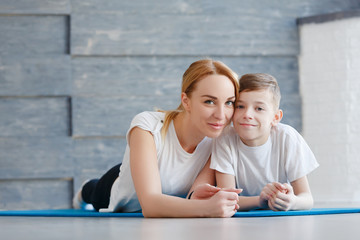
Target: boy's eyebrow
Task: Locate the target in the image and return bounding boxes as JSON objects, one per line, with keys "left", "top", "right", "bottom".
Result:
{"left": 237, "top": 99, "right": 268, "bottom": 105}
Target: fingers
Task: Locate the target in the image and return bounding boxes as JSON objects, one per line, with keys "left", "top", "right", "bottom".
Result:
{"left": 198, "top": 183, "right": 221, "bottom": 193}
{"left": 191, "top": 184, "right": 221, "bottom": 200}
{"left": 268, "top": 191, "right": 292, "bottom": 211}
{"left": 261, "top": 182, "right": 288, "bottom": 200}
{"left": 272, "top": 182, "right": 286, "bottom": 192}
{"left": 282, "top": 183, "right": 293, "bottom": 194}
{"left": 221, "top": 187, "right": 243, "bottom": 194}
{"left": 211, "top": 191, "right": 240, "bottom": 218}
{"left": 269, "top": 197, "right": 287, "bottom": 211}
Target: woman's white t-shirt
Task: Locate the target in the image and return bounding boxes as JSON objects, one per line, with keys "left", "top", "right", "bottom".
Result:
{"left": 210, "top": 123, "right": 319, "bottom": 196}
{"left": 106, "top": 111, "right": 212, "bottom": 212}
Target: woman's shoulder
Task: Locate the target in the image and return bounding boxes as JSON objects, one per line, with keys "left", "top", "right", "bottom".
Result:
{"left": 130, "top": 111, "right": 165, "bottom": 133}
{"left": 132, "top": 111, "right": 165, "bottom": 123}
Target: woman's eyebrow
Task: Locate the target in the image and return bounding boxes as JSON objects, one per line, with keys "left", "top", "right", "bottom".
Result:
{"left": 201, "top": 95, "right": 236, "bottom": 100}
{"left": 201, "top": 95, "right": 217, "bottom": 99}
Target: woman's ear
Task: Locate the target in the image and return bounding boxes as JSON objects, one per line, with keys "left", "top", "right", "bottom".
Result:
{"left": 271, "top": 109, "right": 283, "bottom": 127}
{"left": 181, "top": 92, "right": 191, "bottom": 112}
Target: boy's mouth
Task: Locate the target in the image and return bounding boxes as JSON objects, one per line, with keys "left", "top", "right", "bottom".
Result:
{"left": 240, "top": 123, "right": 256, "bottom": 127}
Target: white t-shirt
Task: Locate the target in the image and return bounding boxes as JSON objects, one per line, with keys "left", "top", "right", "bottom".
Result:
{"left": 107, "top": 111, "right": 212, "bottom": 212}
{"left": 210, "top": 123, "right": 319, "bottom": 196}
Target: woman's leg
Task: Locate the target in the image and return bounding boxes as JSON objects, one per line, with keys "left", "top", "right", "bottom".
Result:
{"left": 81, "top": 164, "right": 121, "bottom": 211}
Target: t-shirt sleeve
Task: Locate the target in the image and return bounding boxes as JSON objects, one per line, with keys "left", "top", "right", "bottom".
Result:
{"left": 282, "top": 126, "right": 319, "bottom": 182}
{"left": 210, "top": 127, "right": 236, "bottom": 176}
{"left": 126, "top": 111, "right": 164, "bottom": 144}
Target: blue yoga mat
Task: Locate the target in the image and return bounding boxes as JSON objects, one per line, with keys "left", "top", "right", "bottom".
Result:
{"left": 0, "top": 208, "right": 359, "bottom": 218}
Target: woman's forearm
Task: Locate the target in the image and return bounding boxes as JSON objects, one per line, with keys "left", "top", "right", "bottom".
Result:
{"left": 141, "top": 191, "right": 239, "bottom": 218}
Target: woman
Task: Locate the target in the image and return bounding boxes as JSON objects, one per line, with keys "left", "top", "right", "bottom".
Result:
{"left": 73, "top": 59, "right": 241, "bottom": 217}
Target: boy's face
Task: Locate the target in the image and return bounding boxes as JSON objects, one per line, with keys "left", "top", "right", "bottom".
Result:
{"left": 233, "top": 89, "right": 282, "bottom": 147}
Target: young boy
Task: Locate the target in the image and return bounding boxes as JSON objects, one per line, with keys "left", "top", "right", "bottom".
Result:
{"left": 210, "top": 73, "right": 319, "bottom": 211}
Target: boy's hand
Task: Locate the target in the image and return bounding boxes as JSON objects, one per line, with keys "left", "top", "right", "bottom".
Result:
{"left": 268, "top": 183, "right": 296, "bottom": 211}
{"left": 259, "top": 182, "right": 287, "bottom": 209}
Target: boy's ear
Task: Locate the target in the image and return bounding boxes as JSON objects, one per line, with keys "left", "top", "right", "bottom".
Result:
{"left": 181, "top": 92, "right": 191, "bottom": 111}
{"left": 271, "top": 109, "right": 283, "bottom": 126}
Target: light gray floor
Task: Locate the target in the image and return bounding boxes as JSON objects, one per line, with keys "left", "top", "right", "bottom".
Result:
{"left": 1, "top": 213, "right": 360, "bottom": 240}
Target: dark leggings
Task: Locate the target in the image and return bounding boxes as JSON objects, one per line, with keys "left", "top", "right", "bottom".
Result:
{"left": 81, "top": 164, "right": 121, "bottom": 211}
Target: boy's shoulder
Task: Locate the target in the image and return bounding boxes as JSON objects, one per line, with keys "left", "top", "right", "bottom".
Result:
{"left": 271, "top": 123, "right": 304, "bottom": 143}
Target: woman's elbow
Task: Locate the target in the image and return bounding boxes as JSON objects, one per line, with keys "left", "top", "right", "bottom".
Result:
{"left": 140, "top": 203, "right": 162, "bottom": 218}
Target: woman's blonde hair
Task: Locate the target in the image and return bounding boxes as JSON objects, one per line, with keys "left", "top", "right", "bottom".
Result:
{"left": 160, "top": 59, "right": 239, "bottom": 138}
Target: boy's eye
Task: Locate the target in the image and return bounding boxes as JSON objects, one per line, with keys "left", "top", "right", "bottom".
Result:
{"left": 256, "top": 107, "right": 264, "bottom": 111}
{"left": 236, "top": 105, "right": 244, "bottom": 109}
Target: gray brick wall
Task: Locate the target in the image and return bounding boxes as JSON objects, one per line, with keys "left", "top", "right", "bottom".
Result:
{"left": 0, "top": 0, "right": 359, "bottom": 209}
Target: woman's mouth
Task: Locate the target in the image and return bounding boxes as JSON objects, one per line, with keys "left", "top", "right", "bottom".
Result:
{"left": 208, "top": 123, "right": 224, "bottom": 130}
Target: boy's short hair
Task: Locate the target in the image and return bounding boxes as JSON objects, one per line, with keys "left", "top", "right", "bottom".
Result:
{"left": 239, "top": 73, "right": 281, "bottom": 109}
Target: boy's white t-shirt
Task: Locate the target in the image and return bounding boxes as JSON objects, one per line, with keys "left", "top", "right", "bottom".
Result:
{"left": 210, "top": 123, "right": 319, "bottom": 196}
{"left": 106, "top": 111, "right": 212, "bottom": 212}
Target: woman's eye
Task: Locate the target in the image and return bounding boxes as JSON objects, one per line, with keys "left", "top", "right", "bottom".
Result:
{"left": 225, "top": 101, "right": 234, "bottom": 106}
{"left": 204, "top": 100, "right": 215, "bottom": 105}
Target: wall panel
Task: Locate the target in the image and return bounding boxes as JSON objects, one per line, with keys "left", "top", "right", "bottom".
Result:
{"left": 0, "top": 137, "right": 72, "bottom": 178}
{"left": 72, "top": 96, "right": 178, "bottom": 137}
{"left": 0, "top": 97, "right": 70, "bottom": 137}
{"left": 71, "top": 13, "right": 298, "bottom": 56}
{"left": 0, "top": 178, "right": 73, "bottom": 210}
{"left": 0, "top": 0, "right": 70, "bottom": 14}
{"left": 0, "top": 55, "right": 71, "bottom": 96}
{"left": 0, "top": 15, "right": 69, "bottom": 55}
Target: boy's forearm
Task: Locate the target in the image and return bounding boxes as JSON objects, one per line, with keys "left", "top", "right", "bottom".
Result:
{"left": 292, "top": 193, "right": 314, "bottom": 210}
{"left": 215, "top": 171, "right": 236, "bottom": 189}
{"left": 238, "top": 196, "right": 262, "bottom": 211}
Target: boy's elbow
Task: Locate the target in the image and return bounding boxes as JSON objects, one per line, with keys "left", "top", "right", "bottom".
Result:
{"left": 308, "top": 195, "right": 314, "bottom": 209}
{"left": 302, "top": 194, "right": 314, "bottom": 210}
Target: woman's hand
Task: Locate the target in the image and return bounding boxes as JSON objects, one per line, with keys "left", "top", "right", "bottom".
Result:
{"left": 190, "top": 183, "right": 242, "bottom": 200}
{"left": 189, "top": 184, "right": 220, "bottom": 199}
{"left": 205, "top": 190, "right": 240, "bottom": 218}
{"left": 190, "top": 184, "right": 242, "bottom": 218}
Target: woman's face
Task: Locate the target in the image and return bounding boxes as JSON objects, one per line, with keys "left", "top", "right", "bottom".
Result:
{"left": 183, "top": 74, "right": 236, "bottom": 138}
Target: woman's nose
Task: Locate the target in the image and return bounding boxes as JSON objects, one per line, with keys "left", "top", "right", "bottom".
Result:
{"left": 213, "top": 105, "right": 225, "bottom": 120}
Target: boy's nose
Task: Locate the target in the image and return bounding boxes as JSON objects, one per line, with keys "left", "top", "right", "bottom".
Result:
{"left": 243, "top": 108, "right": 253, "bottom": 119}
